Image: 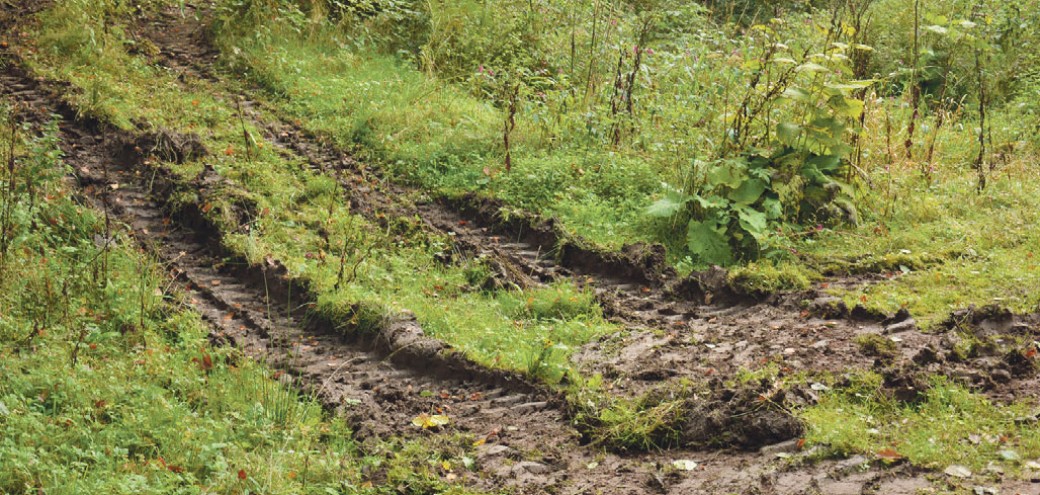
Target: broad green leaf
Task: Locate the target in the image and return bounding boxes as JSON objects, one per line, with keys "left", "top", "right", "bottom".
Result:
{"left": 646, "top": 192, "right": 689, "bottom": 218}
{"left": 777, "top": 122, "right": 801, "bottom": 147}
{"left": 687, "top": 220, "right": 733, "bottom": 265}
{"left": 825, "top": 80, "right": 874, "bottom": 91}
{"left": 762, "top": 197, "right": 783, "bottom": 219}
{"left": 693, "top": 194, "right": 729, "bottom": 210}
{"left": 807, "top": 154, "right": 842, "bottom": 172}
{"left": 781, "top": 87, "right": 811, "bottom": 101}
{"left": 707, "top": 161, "right": 747, "bottom": 189}
{"left": 796, "top": 62, "right": 829, "bottom": 73}
{"left": 728, "top": 178, "right": 767, "bottom": 205}
{"left": 828, "top": 96, "right": 865, "bottom": 118}
{"left": 736, "top": 206, "right": 768, "bottom": 239}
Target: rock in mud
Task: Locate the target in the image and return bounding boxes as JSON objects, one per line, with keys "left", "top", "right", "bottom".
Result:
{"left": 884, "top": 318, "right": 917, "bottom": 334}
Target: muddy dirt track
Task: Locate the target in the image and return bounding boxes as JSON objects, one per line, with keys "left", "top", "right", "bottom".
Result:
{"left": 4, "top": 2, "right": 1040, "bottom": 493}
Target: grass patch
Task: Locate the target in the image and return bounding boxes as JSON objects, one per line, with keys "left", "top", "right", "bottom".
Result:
{"left": 728, "top": 260, "right": 818, "bottom": 296}
{"left": 803, "top": 373, "right": 1040, "bottom": 474}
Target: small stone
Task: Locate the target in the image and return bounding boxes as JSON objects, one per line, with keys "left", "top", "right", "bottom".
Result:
{"left": 945, "top": 465, "right": 972, "bottom": 478}
{"left": 477, "top": 444, "right": 516, "bottom": 459}
{"left": 672, "top": 459, "right": 698, "bottom": 471}
{"left": 985, "top": 462, "right": 1004, "bottom": 475}
{"left": 759, "top": 439, "right": 800, "bottom": 456}
{"left": 514, "top": 461, "right": 550, "bottom": 475}
{"left": 884, "top": 319, "right": 917, "bottom": 334}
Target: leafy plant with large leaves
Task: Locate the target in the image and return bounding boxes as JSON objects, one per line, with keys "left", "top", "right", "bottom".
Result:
{"left": 649, "top": 23, "right": 870, "bottom": 265}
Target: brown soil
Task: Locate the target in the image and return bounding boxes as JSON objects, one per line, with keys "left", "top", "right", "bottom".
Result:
{"left": 4, "top": 2, "right": 1040, "bottom": 493}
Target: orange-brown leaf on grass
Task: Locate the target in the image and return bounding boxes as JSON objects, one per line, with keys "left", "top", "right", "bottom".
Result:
{"left": 201, "top": 202, "right": 214, "bottom": 213}
{"left": 796, "top": 438, "right": 806, "bottom": 450}
{"left": 238, "top": 469, "right": 247, "bottom": 480}
{"left": 193, "top": 351, "right": 214, "bottom": 373}
{"left": 412, "top": 413, "right": 450, "bottom": 430}
{"left": 224, "top": 144, "right": 235, "bottom": 156}
{"left": 877, "top": 448, "right": 903, "bottom": 463}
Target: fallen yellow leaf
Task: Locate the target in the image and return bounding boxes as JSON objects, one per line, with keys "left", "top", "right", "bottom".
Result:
{"left": 412, "top": 413, "right": 450, "bottom": 430}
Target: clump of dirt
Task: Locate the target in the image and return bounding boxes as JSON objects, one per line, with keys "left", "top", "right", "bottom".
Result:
{"left": 880, "top": 367, "right": 931, "bottom": 403}
{"left": 682, "top": 381, "right": 804, "bottom": 449}
{"left": 664, "top": 265, "right": 738, "bottom": 304}
{"left": 621, "top": 242, "right": 674, "bottom": 279}
{"left": 121, "top": 127, "right": 208, "bottom": 164}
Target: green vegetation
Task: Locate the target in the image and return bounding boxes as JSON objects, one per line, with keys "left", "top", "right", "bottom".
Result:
{"left": 211, "top": 0, "right": 1040, "bottom": 324}
{"left": 805, "top": 374, "right": 1040, "bottom": 474}
{"left": 7, "top": 0, "right": 1040, "bottom": 484}
{"left": 0, "top": 107, "right": 451, "bottom": 494}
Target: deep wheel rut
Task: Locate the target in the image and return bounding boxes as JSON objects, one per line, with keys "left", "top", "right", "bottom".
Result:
{"left": 6, "top": 2, "right": 1032, "bottom": 493}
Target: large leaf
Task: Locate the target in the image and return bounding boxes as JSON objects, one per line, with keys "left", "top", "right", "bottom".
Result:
{"left": 693, "top": 193, "right": 729, "bottom": 210}
{"left": 707, "top": 159, "right": 748, "bottom": 189}
{"left": 647, "top": 189, "right": 690, "bottom": 218}
{"left": 807, "top": 154, "right": 842, "bottom": 172}
{"left": 762, "top": 197, "right": 783, "bottom": 219}
{"left": 736, "top": 206, "right": 769, "bottom": 240}
{"left": 777, "top": 122, "right": 802, "bottom": 147}
{"left": 687, "top": 220, "right": 733, "bottom": 265}
{"left": 728, "top": 178, "right": 767, "bottom": 205}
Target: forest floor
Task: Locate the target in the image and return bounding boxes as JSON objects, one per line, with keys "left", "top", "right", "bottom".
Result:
{"left": 3, "top": 2, "right": 1040, "bottom": 494}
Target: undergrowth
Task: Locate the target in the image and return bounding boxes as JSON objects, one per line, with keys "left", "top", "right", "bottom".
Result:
{"left": 0, "top": 107, "right": 367, "bottom": 494}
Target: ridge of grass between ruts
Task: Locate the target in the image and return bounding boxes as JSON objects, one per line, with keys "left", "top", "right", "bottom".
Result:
{"left": 19, "top": 0, "right": 623, "bottom": 386}
{"left": 0, "top": 103, "right": 486, "bottom": 495}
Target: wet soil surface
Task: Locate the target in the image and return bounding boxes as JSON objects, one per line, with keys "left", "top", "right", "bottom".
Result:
{"left": 4, "top": 2, "right": 1040, "bottom": 493}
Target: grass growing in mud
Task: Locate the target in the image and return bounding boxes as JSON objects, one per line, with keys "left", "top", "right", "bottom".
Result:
{"left": 0, "top": 106, "right": 401, "bottom": 494}
{"left": 16, "top": 1, "right": 620, "bottom": 385}
{"left": 804, "top": 373, "right": 1040, "bottom": 475}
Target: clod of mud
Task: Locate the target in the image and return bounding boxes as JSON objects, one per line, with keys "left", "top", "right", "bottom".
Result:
{"left": 682, "top": 383, "right": 804, "bottom": 450}
{"left": 621, "top": 242, "right": 671, "bottom": 276}
{"left": 1002, "top": 348, "right": 1038, "bottom": 378}
{"left": 664, "top": 266, "right": 738, "bottom": 305}
{"left": 119, "top": 126, "right": 208, "bottom": 164}
{"left": 881, "top": 367, "right": 931, "bottom": 403}
{"left": 807, "top": 295, "right": 849, "bottom": 320}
